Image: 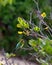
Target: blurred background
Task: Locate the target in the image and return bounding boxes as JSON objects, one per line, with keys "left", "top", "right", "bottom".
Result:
{"left": 0, "top": 0, "right": 52, "bottom": 53}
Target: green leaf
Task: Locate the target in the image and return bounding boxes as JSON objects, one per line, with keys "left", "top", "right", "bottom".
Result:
{"left": 44, "top": 44, "right": 52, "bottom": 55}
{"left": 42, "top": 39, "right": 52, "bottom": 55}
{"left": 29, "top": 39, "right": 37, "bottom": 47}
{"left": 29, "top": 39, "right": 38, "bottom": 51}
{"left": 17, "top": 17, "right": 29, "bottom": 28}
{"left": 33, "top": 26, "right": 40, "bottom": 32}
{"left": 0, "top": 0, "right": 8, "bottom": 6}
{"left": 8, "top": 0, "right": 13, "bottom": 5}
{"left": 0, "top": 0, "right": 13, "bottom": 6}
{"left": 23, "top": 22, "right": 29, "bottom": 28}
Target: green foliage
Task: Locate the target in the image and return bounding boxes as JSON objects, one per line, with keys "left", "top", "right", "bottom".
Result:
{"left": 29, "top": 39, "right": 38, "bottom": 51}
{"left": 0, "top": 0, "right": 13, "bottom": 6}
{"left": 17, "top": 17, "right": 29, "bottom": 28}
{"left": 0, "top": 0, "right": 52, "bottom": 65}
{"left": 33, "top": 26, "right": 40, "bottom": 32}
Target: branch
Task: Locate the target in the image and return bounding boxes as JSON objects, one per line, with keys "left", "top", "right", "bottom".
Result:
{"left": 33, "top": 0, "right": 39, "bottom": 11}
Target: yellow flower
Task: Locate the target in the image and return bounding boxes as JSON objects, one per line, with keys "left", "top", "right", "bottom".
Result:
{"left": 18, "top": 31, "right": 23, "bottom": 34}
{"left": 41, "top": 12, "right": 46, "bottom": 18}
{"left": 17, "top": 24, "right": 22, "bottom": 28}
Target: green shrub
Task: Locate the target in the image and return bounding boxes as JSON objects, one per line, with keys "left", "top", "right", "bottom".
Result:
{"left": 0, "top": 0, "right": 52, "bottom": 64}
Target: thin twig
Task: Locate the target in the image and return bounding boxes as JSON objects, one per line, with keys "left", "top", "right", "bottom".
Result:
{"left": 33, "top": 0, "right": 52, "bottom": 37}
{"left": 30, "top": 11, "right": 32, "bottom": 24}
{"left": 33, "top": 0, "right": 39, "bottom": 11}
{"left": 36, "top": 11, "right": 52, "bottom": 37}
